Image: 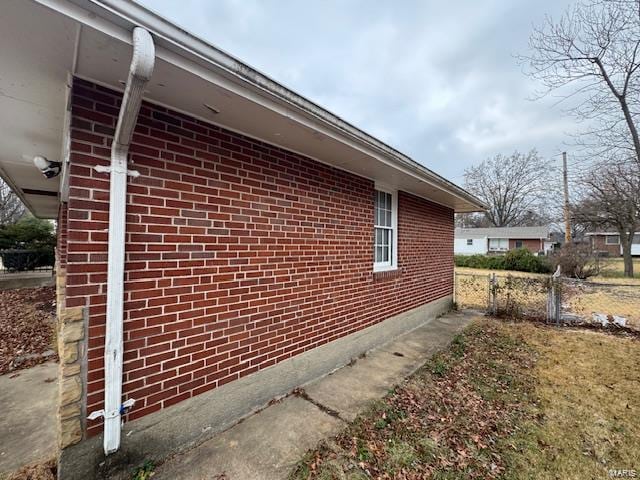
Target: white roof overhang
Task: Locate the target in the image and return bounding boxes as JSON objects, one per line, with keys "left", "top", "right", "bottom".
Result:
{"left": 1, "top": 0, "right": 485, "bottom": 219}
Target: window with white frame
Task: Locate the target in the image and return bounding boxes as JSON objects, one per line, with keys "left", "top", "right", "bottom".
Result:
{"left": 374, "top": 189, "right": 397, "bottom": 270}
{"left": 466, "top": 239, "right": 473, "bottom": 246}
{"left": 489, "top": 238, "right": 508, "bottom": 251}
{"left": 605, "top": 235, "right": 620, "bottom": 245}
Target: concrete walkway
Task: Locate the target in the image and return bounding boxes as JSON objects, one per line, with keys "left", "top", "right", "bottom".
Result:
{"left": 0, "top": 362, "right": 58, "bottom": 475}
{"left": 154, "top": 311, "right": 476, "bottom": 480}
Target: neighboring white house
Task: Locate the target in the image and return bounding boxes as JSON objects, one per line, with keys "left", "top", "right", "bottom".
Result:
{"left": 453, "top": 231, "right": 488, "bottom": 255}
{"left": 455, "top": 226, "right": 553, "bottom": 255}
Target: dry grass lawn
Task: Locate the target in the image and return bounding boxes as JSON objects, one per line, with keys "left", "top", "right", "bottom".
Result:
{"left": 596, "top": 257, "right": 640, "bottom": 283}
{"left": 290, "top": 319, "right": 640, "bottom": 479}
{"left": 509, "top": 323, "right": 640, "bottom": 480}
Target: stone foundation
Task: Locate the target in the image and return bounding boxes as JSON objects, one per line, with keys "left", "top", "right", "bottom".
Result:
{"left": 56, "top": 267, "right": 87, "bottom": 450}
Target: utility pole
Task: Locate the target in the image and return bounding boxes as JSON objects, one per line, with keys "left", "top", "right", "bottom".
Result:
{"left": 562, "top": 151, "right": 571, "bottom": 243}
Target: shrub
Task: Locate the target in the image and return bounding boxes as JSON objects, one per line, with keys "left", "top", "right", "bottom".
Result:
{"left": 10, "top": 249, "right": 53, "bottom": 270}
{"left": 455, "top": 254, "right": 505, "bottom": 270}
{"left": 0, "top": 216, "right": 55, "bottom": 250}
{"left": 455, "top": 249, "right": 551, "bottom": 274}
{"left": 0, "top": 249, "right": 54, "bottom": 271}
{"left": 502, "top": 248, "right": 551, "bottom": 274}
{"left": 0, "top": 216, "right": 55, "bottom": 271}
{"left": 550, "top": 244, "right": 600, "bottom": 279}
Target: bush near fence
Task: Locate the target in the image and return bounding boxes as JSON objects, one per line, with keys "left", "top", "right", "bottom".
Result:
{"left": 455, "top": 249, "right": 552, "bottom": 274}
{"left": 0, "top": 249, "right": 54, "bottom": 272}
{"left": 0, "top": 216, "right": 56, "bottom": 272}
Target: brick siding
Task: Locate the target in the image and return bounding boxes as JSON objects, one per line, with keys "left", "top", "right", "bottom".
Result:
{"left": 62, "top": 78, "right": 454, "bottom": 437}
{"left": 508, "top": 238, "right": 543, "bottom": 253}
{"left": 591, "top": 235, "right": 621, "bottom": 256}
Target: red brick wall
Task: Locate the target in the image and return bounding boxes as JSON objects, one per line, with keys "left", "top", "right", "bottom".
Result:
{"left": 591, "top": 235, "right": 621, "bottom": 256}
{"left": 64, "top": 79, "right": 454, "bottom": 437}
{"left": 508, "top": 238, "right": 542, "bottom": 253}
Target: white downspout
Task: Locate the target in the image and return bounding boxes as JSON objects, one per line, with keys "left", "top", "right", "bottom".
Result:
{"left": 88, "top": 27, "right": 155, "bottom": 455}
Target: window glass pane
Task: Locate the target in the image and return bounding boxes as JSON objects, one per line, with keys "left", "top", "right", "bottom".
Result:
{"left": 373, "top": 190, "right": 395, "bottom": 267}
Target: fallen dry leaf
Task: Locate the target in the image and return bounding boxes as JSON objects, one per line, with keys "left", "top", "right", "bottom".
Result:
{"left": 0, "top": 286, "right": 57, "bottom": 375}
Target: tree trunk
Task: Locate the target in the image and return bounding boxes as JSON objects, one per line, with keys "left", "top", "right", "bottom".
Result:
{"left": 620, "top": 232, "right": 634, "bottom": 278}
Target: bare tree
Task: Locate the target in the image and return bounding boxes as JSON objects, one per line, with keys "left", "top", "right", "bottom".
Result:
{"left": 0, "top": 178, "right": 25, "bottom": 226}
{"left": 462, "top": 150, "right": 559, "bottom": 227}
{"left": 522, "top": 0, "right": 640, "bottom": 168}
{"left": 573, "top": 160, "right": 639, "bottom": 276}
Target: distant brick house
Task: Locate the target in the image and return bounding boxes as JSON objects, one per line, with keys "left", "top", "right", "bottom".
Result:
{"left": 1, "top": 1, "right": 483, "bottom": 478}
{"left": 586, "top": 232, "right": 640, "bottom": 256}
{"left": 454, "top": 226, "right": 553, "bottom": 256}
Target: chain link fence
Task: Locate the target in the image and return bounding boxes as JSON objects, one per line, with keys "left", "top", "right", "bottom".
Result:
{"left": 455, "top": 272, "right": 640, "bottom": 330}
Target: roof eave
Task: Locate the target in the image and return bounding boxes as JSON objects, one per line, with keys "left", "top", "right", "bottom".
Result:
{"left": 51, "top": 0, "right": 485, "bottom": 212}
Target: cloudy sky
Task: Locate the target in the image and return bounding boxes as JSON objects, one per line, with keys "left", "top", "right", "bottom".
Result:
{"left": 139, "top": 0, "right": 577, "bottom": 182}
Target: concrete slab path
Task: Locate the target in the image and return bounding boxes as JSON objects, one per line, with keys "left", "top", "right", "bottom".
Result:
{"left": 154, "top": 311, "right": 476, "bottom": 480}
{"left": 0, "top": 362, "right": 58, "bottom": 475}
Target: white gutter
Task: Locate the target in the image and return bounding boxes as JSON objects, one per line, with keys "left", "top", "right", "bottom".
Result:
{"left": 87, "top": 26, "right": 155, "bottom": 455}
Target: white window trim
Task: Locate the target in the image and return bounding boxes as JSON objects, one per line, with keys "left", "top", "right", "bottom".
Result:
{"left": 466, "top": 239, "right": 473, "bottom": 246}
{"left": 488, "top": 238, "right": 508, "bottom": 251}
{"left": 373, "top": 186, "right": 398, "bottom": 272}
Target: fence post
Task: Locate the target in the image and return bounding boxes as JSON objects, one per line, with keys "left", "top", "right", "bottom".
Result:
{"left": 546, "top": 279, "right": 552, "bottom": 323}
{"left": 488, "top": 273, "right": 497, "bottom": 315}
{"left": 547, "top": 266, "right": 562, "bottom": 324}
{"left": 554, "top": 278, "right": 562, "bottom": 324}
{"left": 453, "top": 272, "right": 457, "bottom": 308}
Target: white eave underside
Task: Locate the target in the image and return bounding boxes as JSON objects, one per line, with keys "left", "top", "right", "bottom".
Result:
{"left": 1, "top": 0, "right": 485, "bottom": 218}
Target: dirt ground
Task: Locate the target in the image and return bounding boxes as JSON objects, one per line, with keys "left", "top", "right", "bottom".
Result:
{"left": 0, "top": 286, "right": 57, "bottom": 375}
{"left": 289, "top": 319, "right": 640, "bottom": 479}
